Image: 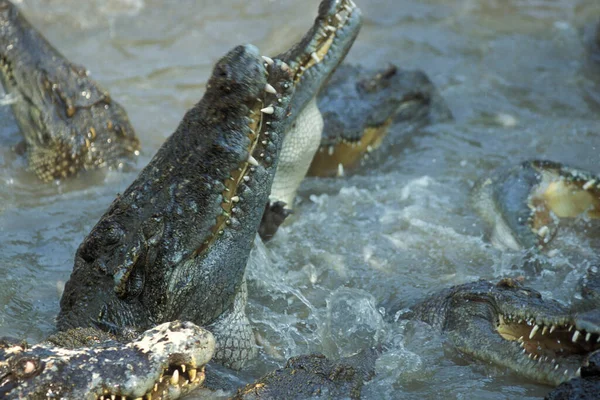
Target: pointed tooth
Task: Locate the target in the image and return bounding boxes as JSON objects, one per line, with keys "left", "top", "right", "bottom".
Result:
{"left": 529, "top": 324, "right": 540, "bottom": 339}
{"left": 111, "top": 396, "right": 116, "bottom": 400}
{"left": 568, "top": 325, "right": 574, "bottom": 332}
{"left": 311, "top": 52, "right": 320, "bottom": 63}
{"left": 189, "top": 368, "right": 197, "bottom": 382}
{"left": 280, "top": 62, "right": 290, "bottom": 72}
{"left": 231, "top": 196, "right": 240, "bottom": 203}
{"left": 243, "top": 176, "right": 250, "bottom": 182}
{"left": 262, "top": 56, "right": 274, "bottom": 65}
{"left": 550, "top": 325, "right": 556, "bottom": 334}
{"left": 576, "top": 367, "right": 582, "bottom": 376}
{"left": 260, "top": 106, "right": 274, "bottom": 114}
{"left": 586, "top": 332, "right": 592, "bottom": 342}
{"left": 154, "top": 383, "right": 158, "bottom": 392}
{"left": 265, "top": 83, "right": 277, "bottom": 94}
{"left": 170, "top": 369, "right": 180, "bottom": 385}
{"left": 247, "top": 155, "right": 259, "bottom": 166}
{"left": 541, "top": 326, "right": 548, "bottom": 335}
{"left": 572, "top": 330, "right": 581, "bottom": 343}
{"left": 146, "top": 394, "right": 152, "bottom": 400}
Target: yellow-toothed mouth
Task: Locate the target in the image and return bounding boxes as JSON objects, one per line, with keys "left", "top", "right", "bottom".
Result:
{"left": 95, "top": 364, "right": 206, "bottom": 400}
{"left": 291, "top": 0, "right": 357, "bottom": 84}
{"left": 497, "top": 313, "right": 600, "bottom": 376}
{"left": 307, "top": 122, "right": 390, "bottom": 177}
{"left": 528, "top": 168, "right": 600, "bottom": 245}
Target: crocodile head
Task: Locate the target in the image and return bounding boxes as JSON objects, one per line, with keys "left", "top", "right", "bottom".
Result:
{"left": 0, "top": 321, "right": 214, "bottom": 400}
{"left": 0, "top": 0, "right": 139, "bottom": 181}
{"left": 309, "top": 64, "right": 451, "bottom": 177}
{"left": 57, "top": 44, "right": 294, "bottom": 368}
{"left": 277, "top": 0, "right": 361, "bottom": 119}
{"left": 413, "top": 278, "right": 600, "bottom": 385}
{"left": 472, "top": 160, "right": 600, "bottom": 251}
{"left": 268, "top": 0, "right": 362, "bottom": 209}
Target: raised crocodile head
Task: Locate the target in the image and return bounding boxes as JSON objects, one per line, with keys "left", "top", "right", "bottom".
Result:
{"left": 277, "top": 0, "right": 361, "bottom": 119}
{"left": 0, "top": 0, "right": 140, "bottom": 181}
{"left": 56, "top": 44, "right": 294, "bottom": 368}
{"left": 412, "top": 278, "right": 600, "bottom": 386}
{"left": 309, "top": 64, "right": 452, "bottom": 177}
{"left": 0, "top": 321, "right": 214, "bottom": 400}
{"left": 268, "top": 0, "right": 362, "bottom": 209}
{"left": 472, "top": 160, "right": 600, "bottom": 251}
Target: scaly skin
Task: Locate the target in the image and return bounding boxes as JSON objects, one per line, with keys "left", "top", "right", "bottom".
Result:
{"left": 411, "top": 278, "right": 600, "bottom": 386}
{"left": 308, "top": 64, "right": 451, "bottom": 177}
{"left": 0, "top": 0, "right": 140, "bottom": 181}
{"left": 57, "top": 45, "right": 295, "bottom": 370}
{"left": 269, "top": 0, "right": 362, "bottom": 210}
{"left": 471, "top": 160, "right": 600, "bottom": 251}
{"left": 231, "top": 349, "right": 377, "bottom": 400}
{"left": 0, "top": 321, "right": 215, "bottom": 400}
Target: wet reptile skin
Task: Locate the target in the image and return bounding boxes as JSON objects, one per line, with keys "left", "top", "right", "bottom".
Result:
{"left": 0, "top": 0, "right": 140, "bottom": 181}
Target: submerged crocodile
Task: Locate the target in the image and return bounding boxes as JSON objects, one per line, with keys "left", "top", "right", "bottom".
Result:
{"left": 232, "top": 349, "right": 378, "bottom": 400}
{"left": 471, "top": 160, "right": 600, "bottom": 251}
{"left": 410, "top": 277, "right": 600, "bottom": 386}
{"left": 0, "top": 0, "right": 140, "bottom": 181}
{"left": 0, "top": 321, "right": 215, "bottom": 400}
{"left": 308, "top": 63, "right": 451, "bottom": 178}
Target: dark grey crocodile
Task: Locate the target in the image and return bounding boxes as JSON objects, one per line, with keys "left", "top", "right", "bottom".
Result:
{"left": 471, "top": 160, "right": 600, "bottom": 251}
{"left": 0, "top": 321, "right": 215, "bottom": 400}
{"left": 231, "top": 349, "right": 377, "bottom": 400}
{"left": 56, "top": 44, "right": 294, "bottom": 371}
{"left": 308, "top": 63, "right": 451, "bottom": 177}
{"left": 410, "top": 277, "right": 600, "bottom": 386}
{"left": 56, "top": 0, "right": 360, "bottom": 372}
{"left": 0, "top": 0, "right": 140, "bottom": 181}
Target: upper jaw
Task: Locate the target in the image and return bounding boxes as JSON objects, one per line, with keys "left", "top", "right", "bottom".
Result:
{"left": 277, "top": 0, "right": 362, "bottom": 114}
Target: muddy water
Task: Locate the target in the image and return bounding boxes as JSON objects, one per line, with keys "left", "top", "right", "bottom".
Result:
{"left": 1, "top": 0, "right": 599, "bottom": 398}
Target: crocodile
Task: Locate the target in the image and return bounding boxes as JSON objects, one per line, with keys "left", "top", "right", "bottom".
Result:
{"left": 268, "top": 0, "right": 362, "bottom": 212}
{"left": 471, "top": 160, "right": 600, "bottom": 251}
{"left": 308, "top": 63, "right": 451, "bottom": 178}
{"left": 0, "top": 0, "right": 140, "bottom": 181}
{"left": 232, "top": 348, "right": 377, "bottom": 400}
{"left": 56, "top": 0, "right": 361, "bottom": 372}
{"left": 0, "top": 321, "right": 215, "bottom": 400}
{"left": 409, "top": 277, "right": 600, "bottom": 386}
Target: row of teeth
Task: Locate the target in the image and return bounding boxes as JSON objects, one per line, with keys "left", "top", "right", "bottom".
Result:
{"left": 318, "top": 141, "right": 375, "bottom": 156}
{"left": 297, "top": 0, "right": 356, "bottom": 75}
{"left": 517, "top": 338, "right": 582, "bottom": 378}
{"left": 504, "top": 314, "right": 600, "bottom": 343}
{"left": 96, "top": 365, "right": 202, "bottom": 400}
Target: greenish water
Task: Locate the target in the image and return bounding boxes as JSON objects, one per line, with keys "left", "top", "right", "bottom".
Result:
{"left": 0, "top": 0, "right": 599, "bottom": 398}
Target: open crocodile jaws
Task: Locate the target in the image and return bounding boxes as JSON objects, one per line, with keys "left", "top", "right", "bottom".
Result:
{"left": 472, "top": 160, "right": 600, "bottom": 251}
{"left": 57, "top": 44, "right": 295, "bottom": 370}
{"left": 0, "top": 321, "right": 215, "bottom": 400}
{"left": 0, "top": 0, "right": 140, "bottom": 181}
{"left": 269, "top": 0, "right": 362, "bottom": 209}
{"left": 411, "top": 278, "right": 600, "bottom": 386}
